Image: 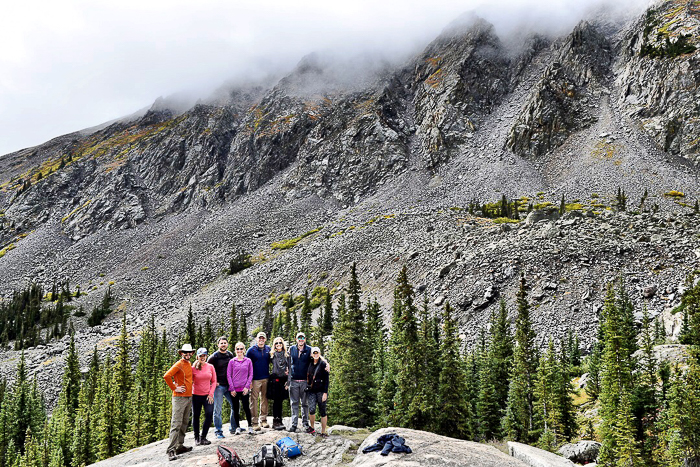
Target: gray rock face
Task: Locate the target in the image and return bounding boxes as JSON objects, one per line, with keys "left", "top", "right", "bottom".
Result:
{"left": 615, "top": 0, "right": 700, "bottom": 165}
{"left": 507, "top": 22, "right": 612, "bottom": 158}
{"left": 353, "top": 428, "right": 527, "bottom": 467}
{"left": 509, "top": 441, "right": 576, "bottom": 467}
{"left": 558, "top": 440, "right": 601, "bottom": 464}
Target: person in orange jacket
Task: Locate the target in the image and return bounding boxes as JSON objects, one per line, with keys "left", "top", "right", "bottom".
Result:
{"left": 163, "top": 343, "right": 194, "bottom": 461}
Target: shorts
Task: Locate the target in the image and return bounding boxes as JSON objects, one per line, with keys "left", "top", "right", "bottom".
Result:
{"left": 307, "top": 391, "right": 327, "bottom": 417}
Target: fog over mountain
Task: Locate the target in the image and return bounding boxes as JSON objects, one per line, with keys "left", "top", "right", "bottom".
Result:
{"left": 0, "top": 0, "right": 650, "bottom": 156}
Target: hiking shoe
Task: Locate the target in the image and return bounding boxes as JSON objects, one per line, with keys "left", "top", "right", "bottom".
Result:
{"left": 261, "top": 421, "right": 270, "bottom": 429}
{"left": 235, "top": 427, "right": 243, "bottom": 435}
{"left": 194, "top": 436, "right": 200, "bottom": 445}
{"left": 199, "top": 438, "right": 211, "bottom": 446}
{"left": 168, "top": 451, "right": 178, "bottom": 461}
{"left": 253, "top": 424, "right": 261, "bottom": 431}
{"left": 320, "top": 433, "right": 329, "bottom": 439}
{"left": 216, "top": 433, "right": 225, "bottom": 439}
{"left": 175, "top": 445, "right": 192, "bottom": 454}
{"left": 305, "top": 426, "right": 316, "bottom": 435}
{"left": 248, "top": 427, "right": 255, "bottom": 435}
{"left": 288, "top": 426, "right": 297, "bottom": 433}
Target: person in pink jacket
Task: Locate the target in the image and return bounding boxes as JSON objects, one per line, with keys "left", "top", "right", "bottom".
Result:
{"left": 226, "top": 342, "right": 255, "bottom": 434}
{"left": 191, "top": 347, "right": 217, "bottom": 445}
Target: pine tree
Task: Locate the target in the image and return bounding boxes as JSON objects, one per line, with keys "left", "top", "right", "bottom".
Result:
{"left": 94, "top": 357, "right": 119, "bottom": 460}
{"left": 186, "top": 305, "right": 196, "bottom": 347}
{"left": 598, "top": 285, "right": 642, "bottom": 465}
{"left": 534, "top": 339, "right": 561, "bottom": 450}
{"left": 239, "top": 312, "right": 249, "bottom": 345}
{"left": 203, "top": 316, "right": 214, "bottom": 353}
{"left": 328, "top": 264, "right": 372, "bottom": 427}
{"left": 503, "top": 275, "right": 537, "bottom": 442}
{"left": 436, "top": 302, "right": 474, "bottom": 439}
{"left": 661, "top": 350, "right": 700, "bottom": 467}
{"left": 321, "top": 290, "right": 334, "bottom": 337}
{"left": 478, "top": 302, "right": 512, "bottom": 440}
{"left": 365, "top": 299, "right": 385, "bottom": 426}
{"left": 409, "top": 297, "right": 438, "bottom": 431}
{"left": 677, "top": 272, "right": 700, "bottom": 345}
{"left": 633, "top": 307, "right": 660, "bottom": 461}
{"left": 261, "top": 302, "right": 273, "bottom": 339}
{"left": 388, "top": 266, "right": 421, "bottom": 428}
{"left": 300, "top": 290, "right": 312, "bottom": 337}
{"left": 228, "top": 304, "right": 238, "bottom": 345}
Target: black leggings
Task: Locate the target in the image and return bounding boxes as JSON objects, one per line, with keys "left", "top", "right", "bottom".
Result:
{"left": 192, "top": 394, "right": 214, "bottom": 440}
{"left": 232, "top": 392, "right": 252, "bottom": 428}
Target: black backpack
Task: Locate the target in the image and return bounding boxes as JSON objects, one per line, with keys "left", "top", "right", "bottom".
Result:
{"left": 217, "top": 445, "right": 245, "bottom": 467}
{"left": 252, "top": 443, "right": 284, "bottom": 467}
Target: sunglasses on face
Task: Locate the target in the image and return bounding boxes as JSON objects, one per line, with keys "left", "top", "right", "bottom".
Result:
{"left": 236, "top": 347, "right": 244, "bottom": 350}
{"left": 275, "top": 343, "right": 282, "bottom": 346}
{"left": 313, "top": 352, "right": 319, "bottom": 355}
{"left": 297, "top": 337, "right": 305, "bottom": 340}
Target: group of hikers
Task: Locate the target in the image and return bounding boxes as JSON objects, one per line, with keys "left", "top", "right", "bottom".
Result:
{"left": 162, "top": 331, "right": 330, "bottom": 461}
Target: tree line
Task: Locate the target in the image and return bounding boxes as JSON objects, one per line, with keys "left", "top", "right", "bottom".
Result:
{"left": 0, "top": 266, "right": 699, "bottom": 466}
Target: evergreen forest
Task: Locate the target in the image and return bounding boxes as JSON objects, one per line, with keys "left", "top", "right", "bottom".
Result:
{"left": 0, "top": 265, "right": 699, "bottom": 467}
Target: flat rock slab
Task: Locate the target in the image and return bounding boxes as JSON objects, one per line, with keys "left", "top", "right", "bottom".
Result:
{"left": 90, "top": 419, "right": 353, "bottom": 467}
{"left": 351, "top": 427, "right": 528, "bottom": 467}
{"left": 508, "top": 441, "right": 575, "bottom": 467}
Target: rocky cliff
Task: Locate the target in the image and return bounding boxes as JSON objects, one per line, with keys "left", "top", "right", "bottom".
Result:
{"left": 0, "top": 0, "right": 699, "bottom": 399}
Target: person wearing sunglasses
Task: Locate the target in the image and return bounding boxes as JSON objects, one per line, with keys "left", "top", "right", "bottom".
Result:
{"left": 191, "top": 347, "right": 216, "bottom": 446}
{"left": 226, "top": 342, "right": 255, "bottom": 435}
{"left": 268, "top": 337, "right": 290, "bottom": 430}
{"left": 163, "top": 343, "right": 195, "bottom": 461}
{"left": 306, "top": 347, "right": 329, "bottom": 438}
{"left": 288, "top": 332, "right": 313, "bottom": 432}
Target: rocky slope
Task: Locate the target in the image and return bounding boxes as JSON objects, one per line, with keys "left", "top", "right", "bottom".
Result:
{"left": 0, "top": 0, "right": 699, "bottom": 400}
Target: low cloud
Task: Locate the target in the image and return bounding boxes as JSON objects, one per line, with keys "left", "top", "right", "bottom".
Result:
{"left": 0, "top": 0, "right": 651, "bottom": 156}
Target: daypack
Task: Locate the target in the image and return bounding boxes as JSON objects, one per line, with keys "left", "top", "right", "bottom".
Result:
{"left": 252, "top": 443, "right": 284, "bottom": 467}
{"left": 217, "top": 445, "right": 245, "bottom": 467}
{"left": 276, "top": 436, "right": 303, "bottom": 458}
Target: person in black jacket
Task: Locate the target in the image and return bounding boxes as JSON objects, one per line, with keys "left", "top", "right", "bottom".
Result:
{"left": 306, "top": 347, "right": 329, "bottom": 437}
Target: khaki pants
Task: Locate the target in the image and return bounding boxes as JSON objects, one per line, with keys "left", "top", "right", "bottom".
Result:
{"left": 250, "top": 379, "right": 268, "bottom": 425}
{"left": 166, "top": 395, "right": 192, "bottom": 453}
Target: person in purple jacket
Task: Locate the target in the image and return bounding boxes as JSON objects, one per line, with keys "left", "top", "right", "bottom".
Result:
{"left": 226, "top": 342, "right": 255, "bottom": 435}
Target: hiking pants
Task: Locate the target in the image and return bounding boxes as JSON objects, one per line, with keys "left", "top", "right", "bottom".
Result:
{"left": 289, "top": 380, "right": 309, "bottom": 428}
{"left": 213, "top": 385, "right": 235, "bottom": 435}
{"left": 232, "top": 392, "right": 252, "bottom": 429}
{"left": 308, "top": 391, "right": 327, "bottom": 417}
{"left": 166, "top": 395, "right": 191, "bottom": 453}
{"left": 250, "top": 379, "right": 268, "bottom": 426}
{"left": 192, "top": 394, "right": 213, "bottom": 441}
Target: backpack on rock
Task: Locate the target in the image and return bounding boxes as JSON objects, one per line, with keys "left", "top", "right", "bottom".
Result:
{"left": 276, "top": 436, "right": 303, "bottom": 458}
{"left": 217, "top": 445, "right": 245, "bottom": 467}
{"left": 252, "top": 443, "right": 284, "bottom": 467}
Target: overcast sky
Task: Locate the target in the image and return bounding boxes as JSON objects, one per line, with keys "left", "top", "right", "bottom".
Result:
{"left": 0, "top": 0, "right": 650, "bottom": 156}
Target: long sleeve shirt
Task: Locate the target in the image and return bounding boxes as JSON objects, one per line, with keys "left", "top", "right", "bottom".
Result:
{"left": 163, "top": 359, "right": 193, "bottom": 397}
{"left": 289, "top": 344, "right": 312, "bottom": 381}
{"left": 307, "top": 359, "right": 329, "bottom": 393}
{"left": 192, "top": 362, "right": 217, "bottom": 397}
{"left": 246, "top": 344, "right": 271, "bottom": 379}
{"left": 226, "top": 357, "right": 253, "bottom": 392}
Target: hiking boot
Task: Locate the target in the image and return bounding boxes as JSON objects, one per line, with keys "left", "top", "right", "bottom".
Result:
{"left": 272, "top": 419, "right": 283, "bottom": 430}
{"left": 168, "top": 451, "right": 178, "bottom": 461}
{"left": 252, "top": 424, "right": 261, "bottom": 431}
{"left": 175, "top": 445, "right": 192, "bottom": 454}
{"left": 305, "top": 426, "right": 316, "bottom": 435}
{"left": 261, "top": 421, "right": 270, "bottom": 429}
{"left": 194, "top": 435, "right": 200, "bottom": 445}
{"left": 199, "top": 438, "right": 211, "bottom": 446}
{"left": 288, "top": 425, "right": 297, "bottom": 433}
